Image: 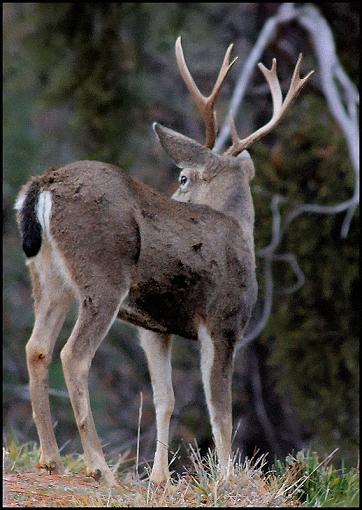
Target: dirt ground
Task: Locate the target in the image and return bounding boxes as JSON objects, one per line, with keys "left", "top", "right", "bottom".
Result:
{"left": 3, "top": 470, "right": 298, "bottom": 508}
{"left": 3, "top": 472, "right": 120, "bottom": 507}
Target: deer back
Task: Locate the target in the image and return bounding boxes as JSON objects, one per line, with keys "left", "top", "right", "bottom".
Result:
{"left": 21, "top": 161, "right": 255, "bottom": 340}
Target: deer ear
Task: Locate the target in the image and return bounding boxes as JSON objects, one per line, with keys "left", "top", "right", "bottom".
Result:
{"left": 153, "top": 123, "right": 220, "bottom": 171}
{"left": 236, "top": 150, "right": 255, "bottom": 180}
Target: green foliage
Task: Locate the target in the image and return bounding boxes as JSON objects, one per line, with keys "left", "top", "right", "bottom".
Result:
{"left": 273, "top": 450, "right": 360, "bottom": 507}
{"left": 22, "top": 4, "right": 147, "bottom": 164}
{"left": 4, "top": 436, "right": 87, "bottom": 475}
{"left": 4, "top": 437, "right": 42, "bottom": 473}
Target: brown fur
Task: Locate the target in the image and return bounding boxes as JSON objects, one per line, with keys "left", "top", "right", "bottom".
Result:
{"left": 33, "top": 161, "right": 257, "bottom": 341}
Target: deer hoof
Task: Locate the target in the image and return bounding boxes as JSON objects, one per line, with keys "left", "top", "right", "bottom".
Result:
{"left": 87, "top": 467, "right": 117, "bottom": 487}
{"left": 90, "top": 468, "right": 102, "bottom": 482}
{"left": 36, "top": 458, "right": 64, "bottom": 475}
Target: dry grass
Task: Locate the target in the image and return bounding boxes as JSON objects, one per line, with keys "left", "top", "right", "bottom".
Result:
{"left": 3, "top": 442, "right": 300, "bottom": 507}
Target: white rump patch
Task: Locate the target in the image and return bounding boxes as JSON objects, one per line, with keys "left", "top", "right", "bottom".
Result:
{"left": 14, "top": 191, "right": 26, "bottom": 211}
{"left": 36, "top": 191, "right": 53, "bottom": 238}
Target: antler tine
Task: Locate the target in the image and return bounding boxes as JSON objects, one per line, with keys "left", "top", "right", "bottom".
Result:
{"left": 283, "top": 53, "right": 315, "bottom": 112}
{"left": 175, "top": 36, "right": 238, "bottom": 149}
{"left": 258, "top": 58, "right": 283, "bottom": 114}
{"left": 210, "top": 44, "right": 238, "bottom": 106}
{"left": 229, "top": 115, "right": 240, "bottom": 146}
{"left": 226, "top": 54, "right": 314, "bottom": 156}
{"left": 175, "top": 37, "right": 205, "bottom": 113}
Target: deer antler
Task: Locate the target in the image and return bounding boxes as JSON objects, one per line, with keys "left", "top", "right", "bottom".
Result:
{"left": 226, "top": 54, "right": 314, "bottom": 156}
{"left": 175, "top": 36, "right": 238, "bottom": 149}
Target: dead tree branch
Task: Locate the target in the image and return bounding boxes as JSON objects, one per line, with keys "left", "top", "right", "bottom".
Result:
{"left": 226, "top": 3, "right": 359, "bottom": 350}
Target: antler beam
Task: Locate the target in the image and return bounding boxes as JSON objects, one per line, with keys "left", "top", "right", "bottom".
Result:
{"left": 175, "top": 36, "right": 238, "bottom": 149}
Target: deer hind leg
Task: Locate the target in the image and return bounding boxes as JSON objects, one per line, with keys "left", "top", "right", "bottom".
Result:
{"left": 26, "top": 244, "right": 73, "bottom": 474}
{"left": 138, "top": 329, "right": 174, "bottom": 483}
{"left": 60, "top": 286, "right": 128, "bottom": 487}
{"left": 198, "top": 323, "right": 235, "bottom": 478}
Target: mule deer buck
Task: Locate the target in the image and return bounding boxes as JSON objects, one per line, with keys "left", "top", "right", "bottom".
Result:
{"left": 15, "top": 37, "right": 313, "bottom": 486}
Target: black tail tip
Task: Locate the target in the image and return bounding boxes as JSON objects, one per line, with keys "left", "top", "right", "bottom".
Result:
{"left": 22, "top": 235, "right": 42, "bottom": 258}
{"left": 19, "top": 181, "right": 42, "bottom": 258}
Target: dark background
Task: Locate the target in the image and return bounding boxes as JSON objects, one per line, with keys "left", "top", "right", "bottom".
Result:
{"left": 3, "top": 3, "right": 359, "bottom": 474}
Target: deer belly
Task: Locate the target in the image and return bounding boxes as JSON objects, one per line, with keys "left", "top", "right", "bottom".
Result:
{"left": 117, "top": 282, "right": 199, "bottom": 339}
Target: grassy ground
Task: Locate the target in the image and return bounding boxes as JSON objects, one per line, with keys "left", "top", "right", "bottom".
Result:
{"left": 3, "top": 440, "right": 359, "bottom": 507}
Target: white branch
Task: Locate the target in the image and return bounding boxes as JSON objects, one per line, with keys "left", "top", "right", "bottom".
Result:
{"left": 5, "top": 383, "right": 69, "bottom": 400}
{"left": 250, "top": 350, "right": 283, "bottom": 456}
{"left": 273, "top": 253, "right": 305, "bottom": 295}
{"left": 237, "top": 196, "right": 282, "bottom": 349}
{"left": 297, "top": 4, "right": 359, "bottom": 238}
{"left": 240, "top": 257, "right": 273, "bottom": 348}
{"left": 257, "top": 194, "right": 286, "bottom": 257}
{"left": 298, "top": 6, "right": 359, "bottom": 172}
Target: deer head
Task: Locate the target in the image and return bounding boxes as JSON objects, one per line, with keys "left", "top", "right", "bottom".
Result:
{"left": 154, "top": 37, "right": 314, "bottom": 219}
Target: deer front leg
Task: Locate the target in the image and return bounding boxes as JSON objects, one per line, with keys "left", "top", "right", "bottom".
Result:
{"left": 26, "top": 262, "right": 72, "bottom": 474}
{"left": 138, "top": 329, "right": 174, "bottom": 483}
{"left": 61, "top": 292, "right": 125, "bottom": 487}
{"left": 198, "top": 323, "right": 235, "bottom": 478}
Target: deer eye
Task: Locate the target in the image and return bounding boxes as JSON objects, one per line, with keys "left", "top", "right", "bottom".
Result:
{"left": 179, "top": 175, "right": 189, "bottom": 190}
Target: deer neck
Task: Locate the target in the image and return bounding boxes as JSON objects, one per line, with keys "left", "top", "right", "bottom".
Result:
{"left": 214, "top": 177, "right": 255, "bottom": 260}
{"left": 192, "top": 173, "right": 255, "bottom": 263}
